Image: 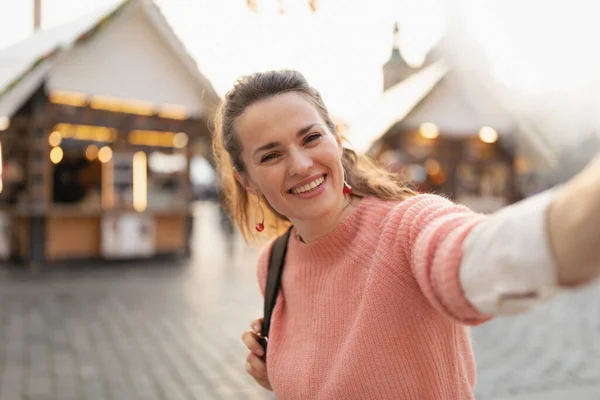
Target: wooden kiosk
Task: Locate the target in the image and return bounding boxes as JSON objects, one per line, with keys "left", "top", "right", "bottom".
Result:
{"left": 0, "top": 0, "right": 219, "bottom": 264}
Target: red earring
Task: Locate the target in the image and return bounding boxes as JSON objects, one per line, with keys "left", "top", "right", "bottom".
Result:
{"left": 343, "top": 181, "right": 352, "bottom": 195}
{"left": 255, "top": 196, "right": 265, "bottom": 232}
{"left": 343, "top": 172, "right": 352, "bottom": 195}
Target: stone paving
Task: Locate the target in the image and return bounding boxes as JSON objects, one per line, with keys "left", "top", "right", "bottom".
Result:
{"left": 471, "top": 281, "right": 600, "bottom": 400}
{"left": 0, "top": 202, "right": 598, "bottom": 400}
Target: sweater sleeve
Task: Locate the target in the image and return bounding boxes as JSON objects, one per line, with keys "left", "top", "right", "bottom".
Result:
{"left": 393, "top": 194, "right": 493, "bottom": 325}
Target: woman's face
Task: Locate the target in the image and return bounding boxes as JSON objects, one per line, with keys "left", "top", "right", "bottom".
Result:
{"left": 234, "top": 91, "right": 345, "bottom": 222}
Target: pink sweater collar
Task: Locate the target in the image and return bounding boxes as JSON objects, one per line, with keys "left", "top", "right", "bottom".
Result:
{"left": 288, "top": 196, "right": 381, "bottom": 263}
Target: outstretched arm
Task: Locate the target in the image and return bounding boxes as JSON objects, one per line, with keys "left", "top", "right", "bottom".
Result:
{"left": 460, "top": 156, "right": 600, "bottom": 315}
{"left": 401, "top": 156, "right": 599, "bottom": 322}
{"left": 548, "top": 156, "right": 600, "bottom": 287}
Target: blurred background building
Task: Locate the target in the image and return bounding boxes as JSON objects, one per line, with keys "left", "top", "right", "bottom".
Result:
{"left": 0, "top": 0, "right": 219, "bottom": 264}
{"left": 364, "top": 23, "right": 558, "bottom": 213}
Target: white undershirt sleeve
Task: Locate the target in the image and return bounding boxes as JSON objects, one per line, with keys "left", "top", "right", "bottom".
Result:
{"left": 459, "top": 189, "right": 564, "bottom": 315}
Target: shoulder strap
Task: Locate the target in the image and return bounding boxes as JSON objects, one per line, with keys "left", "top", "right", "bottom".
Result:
{"left": 261, "top": 227, "right": 292, "bottom": 340}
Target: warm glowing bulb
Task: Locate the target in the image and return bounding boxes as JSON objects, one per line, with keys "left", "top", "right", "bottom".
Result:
{"left": 479, "top": 126, "right": 498, "bottom": 143}
{"left": 98, "top": 146, "right": 113, "bottom": 163}
{"left": 133, "top": 151, "right": 147, "bottom": 212}
{"left": 173, "top": 132, "right": 189, "bottom": 148}
{"left": 0, "top": 116, "right": 9, "bottom": 131}
{"left": 49, "top": 131, "right": 62, "bottom": 147}
{"left": 86, "top": 144, "right": 99, "bottom": 161}
{"left": 424, "top": 158, "right": 441, "bottom": 175}
{"left": 50, "top": 147, "right": 64, "bottom": 164}
{"left": 420, "top": 123, "right": 439, "bottom": 139}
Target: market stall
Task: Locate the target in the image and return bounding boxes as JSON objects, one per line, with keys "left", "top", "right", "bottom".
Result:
{"left": 359, "top": 26, "right": 556, "bottom": 213}
{"left": 0, "top": 0, "right": 218, "bottom": 264}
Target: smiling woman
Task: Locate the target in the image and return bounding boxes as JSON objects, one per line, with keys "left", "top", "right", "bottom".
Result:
{"left": 212, "top": 69, "right": 415, "bottom": 241}
{"left": 213, "top": 70, "right": 600, "bottom": 400}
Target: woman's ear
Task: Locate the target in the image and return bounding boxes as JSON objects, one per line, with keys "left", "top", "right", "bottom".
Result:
{"left": 233, "top": 169, "right": 247, "bottom": 190}
{"left": 233, "top": 169, "right": 258, "bottom": 196}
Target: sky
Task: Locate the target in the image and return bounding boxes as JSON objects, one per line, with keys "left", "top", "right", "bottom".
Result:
{"left": 0, "top": 0, "right": 599, "bottom": 147}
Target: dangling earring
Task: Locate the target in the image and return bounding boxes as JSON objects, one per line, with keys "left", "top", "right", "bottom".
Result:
{"left": 343, "top": 181, "right": 353, "bottom": 195}
{"left": 343, "top": 172, "right": 352, "bottom": 195}
{"left": 255, "top": 196, "right": 265, "bottom": 232}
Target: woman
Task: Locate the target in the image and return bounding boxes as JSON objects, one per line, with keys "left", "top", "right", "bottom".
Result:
{"left": 212, "top": 70, "right": 600, "bottom": 399}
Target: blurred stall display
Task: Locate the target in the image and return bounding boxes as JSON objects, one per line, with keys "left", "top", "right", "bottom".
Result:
{"left": 0, "top": 0, "right": 219, "bottom": 265}
{"left": 109, "top": 152, "right": 134, "bottom": 208}
{"left": 101, "top": 213, "right": 155, "bottom": 259}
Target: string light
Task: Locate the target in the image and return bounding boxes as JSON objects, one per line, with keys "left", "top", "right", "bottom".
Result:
{"left": 98, "top": 146, "right": 113, "bottom": 163}
{"left": 50, "top": 91, "right": 191, "bottom": 120}
{"left": 86, "top": 145, "right": 99, "bottom": 161}
{"left": 50, "top": 147, "right": 64, "bottom": 164}
{"left": 90, "top": 95, "right": 154, "bottom": 116}
{"left": 129, "top": 130, "right": 189, "bottom": 148}
{"left": 52, "top": 123, "right": 117, "bottom": 143}
{"left": 49, "top": 90, "right": 87, "bottom": 107}
{"left": 419, "top": 122, "right": 439, "bottom": 139}
{"left": 479, "top": 126, "right": 498, "bottom": 143}
{"left": 173, "top": 132, "right": 189, "bottom": 148}
{"left": 133, "top": 151, "right": 148, "bottom": 212}
{"left": 49, "top": 131, "right": 62, "bottom": 147}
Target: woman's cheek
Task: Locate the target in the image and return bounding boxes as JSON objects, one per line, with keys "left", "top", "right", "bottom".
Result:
{"left": 259, "top": 171, "right": 284, "bottom": 201}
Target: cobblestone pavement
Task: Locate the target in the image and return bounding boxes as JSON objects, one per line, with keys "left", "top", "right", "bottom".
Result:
{"left": 471, "top": 282, "right": 600, "bottom": 400}
{"left": 0, "top": 202, "right": 599, "bottom": 400}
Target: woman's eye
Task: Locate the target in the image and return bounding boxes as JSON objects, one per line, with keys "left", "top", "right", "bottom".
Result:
{"left": 304, "top": 133, "right": 322, "bottom": 145}
{"left": 261, "top": 153, "right": 279, "bottom": 163}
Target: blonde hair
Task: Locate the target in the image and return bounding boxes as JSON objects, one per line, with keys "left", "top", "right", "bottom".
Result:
{"left": 212, "top": 70, "right": 415, "bottom": 241}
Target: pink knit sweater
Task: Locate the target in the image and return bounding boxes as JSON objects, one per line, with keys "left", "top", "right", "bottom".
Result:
{"left": 256, "top": 194, "right": 493, "bottom": 399}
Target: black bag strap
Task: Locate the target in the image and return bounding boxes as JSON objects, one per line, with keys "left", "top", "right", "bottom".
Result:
{"left": 260, "top": 227, "right": 292, "bottom": 343}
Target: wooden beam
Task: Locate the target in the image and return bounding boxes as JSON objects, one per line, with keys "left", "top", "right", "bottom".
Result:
{"left": 27, "top": 89, "right": 49, "bottom": 213}
{"left": 49, "top": 104, "right": 193, "bottom": 133}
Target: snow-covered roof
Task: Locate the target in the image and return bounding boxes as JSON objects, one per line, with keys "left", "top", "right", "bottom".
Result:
{"left": 352, "top": 61, "right": 557, "bottom": 168}
{"left": 0, "top": 0, "right": 219, "bottom": 118}
{"left": 348, "top": 62, "right": 447, "bottom": 153}
{"left": 401, "top": 70, "right": 517, "bottom": 136}
{"left": 0, "top": 2, "right": 122, "bottom": 94}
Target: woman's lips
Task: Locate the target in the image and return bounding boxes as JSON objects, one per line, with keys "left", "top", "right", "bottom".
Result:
{"left": 289, "top": 175, "right": 327, "bottom": 199}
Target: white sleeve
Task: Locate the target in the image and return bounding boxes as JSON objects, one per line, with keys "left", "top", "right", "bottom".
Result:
{"left": 459, "top": 189, "right": 564, "bottom": 315}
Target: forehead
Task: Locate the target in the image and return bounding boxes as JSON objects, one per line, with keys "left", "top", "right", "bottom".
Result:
{"left": 234, "top": 92, "right": 323, "bottom": 146}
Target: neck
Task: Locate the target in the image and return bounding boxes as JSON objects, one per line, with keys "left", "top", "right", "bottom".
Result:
{"left": 291, "top": 195, "right": 356, "bottom": 244}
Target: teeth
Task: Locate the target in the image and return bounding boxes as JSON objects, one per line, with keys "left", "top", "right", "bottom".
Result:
{"left": 292, "top": 176, "right": 325, "bottom": 194}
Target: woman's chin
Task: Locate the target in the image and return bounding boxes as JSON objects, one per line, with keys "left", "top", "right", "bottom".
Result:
{"left": 285, "top": 189, "right": 341, "bottom": 221}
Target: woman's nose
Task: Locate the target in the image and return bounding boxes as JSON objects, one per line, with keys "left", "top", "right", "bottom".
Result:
{"left": 287, "top": 149, "right": 313, "bottom": 176}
